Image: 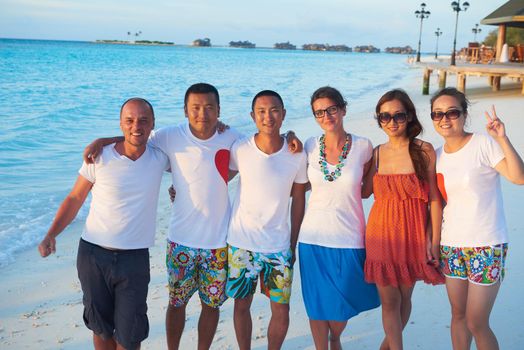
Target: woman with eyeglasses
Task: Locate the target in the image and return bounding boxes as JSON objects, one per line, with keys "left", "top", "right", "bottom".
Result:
{"left": 298, "top": 86, "right": 380, "bottom": 349}
{"left": 363, "top": 89, "right": 444, "bottom": 350}
{"left": 430, "top": 87, "right": 524, "bottom": 350}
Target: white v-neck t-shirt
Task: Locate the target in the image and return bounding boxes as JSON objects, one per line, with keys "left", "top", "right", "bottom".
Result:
{"left": 227, "top": 136, "right": 308, "bottom": 253}
{"left": 80, "top": 144, "right": 169, "bottom": 249}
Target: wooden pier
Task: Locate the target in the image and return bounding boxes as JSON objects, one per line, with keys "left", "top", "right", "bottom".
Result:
{"left": 421, "top": 63, "right": 524, "bottom": 95}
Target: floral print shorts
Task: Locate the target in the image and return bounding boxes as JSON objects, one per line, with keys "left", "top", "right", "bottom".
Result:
{"left": 440, "top": 243, "right": 508, "bottom": 285}
{"left": 226, "top": 245, "right": 293, "bottom": 304}
{"left": 166, "top": 240, "right": 228, "bottom": 308}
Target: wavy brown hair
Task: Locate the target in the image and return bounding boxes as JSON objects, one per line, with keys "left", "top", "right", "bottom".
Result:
{"left": 375, "top": 89, "right": 429, "bottom": 181}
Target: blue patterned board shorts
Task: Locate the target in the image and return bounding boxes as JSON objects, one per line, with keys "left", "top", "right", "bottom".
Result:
{"left": 440, "top": 244, "right": 508, "bottom": 285}
{"left": 166, "top": 240, "right": 228, "bottom": 308}
{"left": 226, "top": 245, "right": 293, "bottom": 304}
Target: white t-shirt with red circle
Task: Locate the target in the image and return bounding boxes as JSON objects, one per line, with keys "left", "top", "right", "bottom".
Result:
{"left": 149, "top": 124, "right": 242, "bottom": 249}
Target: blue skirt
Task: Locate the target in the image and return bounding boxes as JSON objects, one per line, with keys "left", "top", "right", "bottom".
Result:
{"left": 299, "top": 243, "right": 380, "bottom": 321}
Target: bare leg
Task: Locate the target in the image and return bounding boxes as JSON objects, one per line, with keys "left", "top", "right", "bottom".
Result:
{"left": 197, "top": 303, "right": 220, "bottom": 350}
{"left": 116, "top": 342, "right": 139, "bottom": 350}
{"left": 466, "top": 281, "right": 500, "bottom": 350}
{"left": 234, "top": 296, "right": 254, "bottom": 350}
{"left": 166, "top": 303, "right": 186, "bottom": 350}
{"left": 93, "top": 334, "right": 116, "bottom": 350}
{"left": 268, "top": 300, "right": 290, "bottom": 350}
{"left": 446, "top": 278, "right": 472, "bottom": 350}
{"left": 327, "top": 320, "right": 348, "bottom": 350}
{"left": 378, "top": 285, "right": 403, "bottom": 350}
{"left": 309, "top": 320, "right": 329, "bottom": 350}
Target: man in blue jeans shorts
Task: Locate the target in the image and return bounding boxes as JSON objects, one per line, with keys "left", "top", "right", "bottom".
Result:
{"left": 38, "top": 98, "right": 169, "bottom": 350}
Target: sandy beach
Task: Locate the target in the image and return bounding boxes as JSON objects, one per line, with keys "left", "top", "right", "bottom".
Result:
{"left": 1, "top": 70, "right": 523, "bottom": 350}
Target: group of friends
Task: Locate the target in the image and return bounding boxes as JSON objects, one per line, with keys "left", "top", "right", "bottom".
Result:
{"left": 38, "top": 82, "right": 524, "bottom": 350}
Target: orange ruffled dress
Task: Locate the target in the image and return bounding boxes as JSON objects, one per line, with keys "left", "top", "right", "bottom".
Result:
{"left": 364, "top": 173, "right": 444, "bottom": 287}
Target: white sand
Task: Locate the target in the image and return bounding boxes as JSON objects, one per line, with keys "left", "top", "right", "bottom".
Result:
{"left": 1, "top": 73, "right": 523, "bottom": 349}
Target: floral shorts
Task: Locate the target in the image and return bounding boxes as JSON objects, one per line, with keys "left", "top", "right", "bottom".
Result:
{"left": 226, "top": 245, "right": 293, "bottom": 304}
{"left": 166, "top": 240, "right": 228, "bottom": 308}
{"left": 440, "top": 244, "right": 508, "bottom": 285}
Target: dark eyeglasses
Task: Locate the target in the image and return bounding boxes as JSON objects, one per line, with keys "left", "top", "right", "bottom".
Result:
{"left": 313, "top": 105, "right": 339, "bottom": 118}
{"left": 377, "top": 112, "right": 408, "bottom": 124}
{"left": 430, "top": 109, "right": 462, "bottom": 121}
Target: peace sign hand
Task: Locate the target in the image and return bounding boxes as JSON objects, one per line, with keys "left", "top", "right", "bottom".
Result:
{"left": 485, "top": 105, "right": 506, "bottom": 139}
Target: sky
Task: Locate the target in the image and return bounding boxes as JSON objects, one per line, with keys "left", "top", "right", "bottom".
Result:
{"left": 0, "top": 0, "right": 509, "bottom": 52}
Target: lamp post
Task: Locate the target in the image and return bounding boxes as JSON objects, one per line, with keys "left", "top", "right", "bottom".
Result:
{"left": 451, "top": 1, "right": 469, "bottom": 66}
{"left": 435, "top": 28, "right": 443, "bottom": 59}
{"left": 472, "top": 23, "right": 482, "bottom": 42}
{"left": 415, "top": 3, "right": 431, "bottom": 62}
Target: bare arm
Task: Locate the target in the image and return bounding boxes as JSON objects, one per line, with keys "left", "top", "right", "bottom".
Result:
{"left": 290, "top": 182, "right": 307, "bottom": 265}
{"left": 38, "top": 176, "right": 93, "bottom": 257}
{"left": 424, "top": 143, "right": 442, "bottom": 266}
{"left": 83, "top": 136, "right": 123, "bottom": 164}
{"left": 361, "top": 157, "right": 375, "bottom": 199}
{"left": 486, "top": 106, "right": 524, "bottom": 185}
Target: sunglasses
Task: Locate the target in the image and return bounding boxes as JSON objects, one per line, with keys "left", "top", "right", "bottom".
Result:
{"left": 430, "top": 109, "right": 462, "bottom": 121}
{"left": 377, "top": 112, "right": 408, "bottom": 124}
{"left": 313, "top": 105, "right": 339, "bottom": 118}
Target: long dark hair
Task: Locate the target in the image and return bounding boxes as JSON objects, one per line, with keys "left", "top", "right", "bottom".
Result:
{"left": 375, "top": 89, "right": 428, "bottom": 181}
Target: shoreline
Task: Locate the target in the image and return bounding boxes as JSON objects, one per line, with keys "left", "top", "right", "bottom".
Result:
{"left": 1, "top": 73, "right": 523, "bottom": 349}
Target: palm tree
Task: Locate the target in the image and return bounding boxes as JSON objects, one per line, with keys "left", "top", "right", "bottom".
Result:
{"left": 134, "top": 31, "right": 142, "bottom": 43}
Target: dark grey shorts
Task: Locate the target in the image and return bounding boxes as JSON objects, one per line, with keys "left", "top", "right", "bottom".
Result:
{"left": 77, "top": 239, "right": 150, "bottom": 350}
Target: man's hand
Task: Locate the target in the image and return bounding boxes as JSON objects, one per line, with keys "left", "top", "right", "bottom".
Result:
{"left": 38, "top": 235, "right": 56, "bottom": 257}
{"left": 217, "top": 120, "right": 230, "bottom": 134}
{"left": 285, "top": 131, "right": 303, "bottom": 153}
{"left": 83, "top": 139, "right": 105, "bottom": 164}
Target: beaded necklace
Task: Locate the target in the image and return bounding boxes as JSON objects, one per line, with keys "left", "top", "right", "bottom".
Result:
{"left": 319, "top": 133, "right": 351, "bottom": 182}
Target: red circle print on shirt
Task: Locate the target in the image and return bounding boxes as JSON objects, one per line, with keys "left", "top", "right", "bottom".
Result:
{"left": 436, "top": 173, "right": 447, "bottom": 202}
{"left": 215, "top": 149, "right": 230, "bottom": 184}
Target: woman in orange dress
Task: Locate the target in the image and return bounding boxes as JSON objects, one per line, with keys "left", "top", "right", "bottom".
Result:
{"left": 362, "top": 89, "right": 444, "bottom": 350}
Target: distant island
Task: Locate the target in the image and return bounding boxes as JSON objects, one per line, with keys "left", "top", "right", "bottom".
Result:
{"left": 384, "top": 46, "right": 415, "bottom": 54}
{"left": 353, "top": 45, "right": 380, "bottom": 53}
{"left": 193, "top": 38, "right": 211, "bottom": 47}
{"left": 95, "top": 40, "right": 174, "bottom": 46}
{"left": 230, "top": 40, "right": 256, "bottom": 48}
{"left": 302, "top": 44, "right": 352, "bottom": 52}
{"left": 274, "top": 42, "right": 296, "bottom": 50}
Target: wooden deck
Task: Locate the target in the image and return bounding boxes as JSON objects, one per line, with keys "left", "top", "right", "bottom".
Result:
{"left": 421, "top": 62, "right": 524, "bottom": 95}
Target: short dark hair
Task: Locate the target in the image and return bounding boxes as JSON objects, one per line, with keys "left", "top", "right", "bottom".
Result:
{"left": 430, "top": 87, "right": 470, "bottom": 120}
{"left": 120, "top": 97, "right": 154, "bottom": 119}
{"left": 251, "top": 90, "right": 284, "bottom": 111}
{"left": 310, "top": 86, "right": 347, "bottom": 113}
{"left": 184, "top": 83, "right": 220, "bottom": 106}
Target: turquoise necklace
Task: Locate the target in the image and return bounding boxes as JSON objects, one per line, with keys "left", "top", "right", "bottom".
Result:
{"left": 319, "top": 133, "right": 351, "bottom": 182}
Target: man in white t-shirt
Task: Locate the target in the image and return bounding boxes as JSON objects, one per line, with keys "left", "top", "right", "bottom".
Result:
{"left": 38, "top": 98, "right": 169, "bottom": 350}
{"left": 226, "top": 90, "right": 308, "bottom": 350}
{"left": 84, "top": 84, "right": 302, "bottom": 350}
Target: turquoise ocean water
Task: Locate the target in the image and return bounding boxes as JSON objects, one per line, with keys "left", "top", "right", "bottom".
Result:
{"left": 0, "top": 38, "right": 419, "bottom": 266}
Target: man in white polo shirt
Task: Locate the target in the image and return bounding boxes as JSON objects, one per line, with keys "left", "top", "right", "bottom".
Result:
{"left": 38, "top": 98, "right": 169, "bottom": 350}
{"left": 226, "top": 90, "right": 308, "bottom": 350}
